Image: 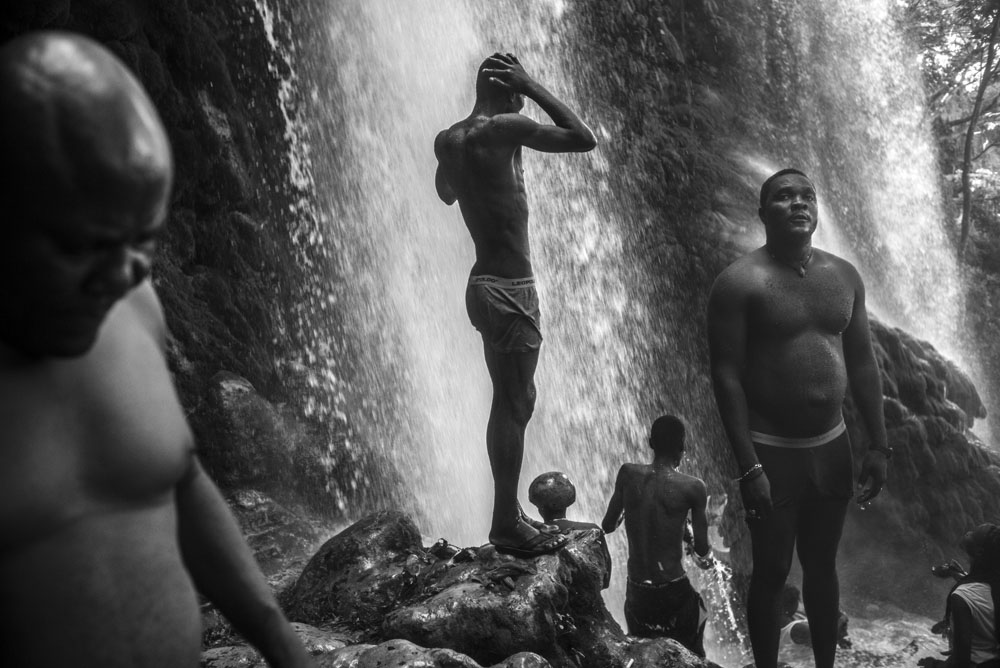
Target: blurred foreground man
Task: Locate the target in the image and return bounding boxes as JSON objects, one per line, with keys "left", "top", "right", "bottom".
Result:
{"left": 434, "top": 52, "right": 596, "bottom": 557}
{"left": 0, "top": 32, "right": 313, "bottom": 667}
{"left": 707, "top": 168, "right": 890, "bottom": 668}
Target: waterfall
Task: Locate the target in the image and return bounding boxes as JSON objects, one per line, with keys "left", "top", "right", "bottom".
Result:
{"left": 249, "top": 0, "right": 991, "bottom": 664}
{"left": 735, "top": 0, "right": 993, "bottom": 442}
{"left": 257, "top": 0, "right": 665, "bottom": 552}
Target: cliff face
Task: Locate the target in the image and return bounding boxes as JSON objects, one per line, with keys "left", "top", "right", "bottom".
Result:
{"left": 0, "top": 1, "right": 406, "bottom": 517}
{"left": 2, "top": 0, "right": 996, "bottom": 620}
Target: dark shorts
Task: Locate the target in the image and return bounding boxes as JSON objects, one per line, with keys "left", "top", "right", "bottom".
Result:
{"left": 465, "top": 275, "right": 542, "bottom": 353}
{"left": 754, "top": 427, "right": 854, "bottom": 508}
{"left": 625, "top": 576, "right": 707, "bottom": 657}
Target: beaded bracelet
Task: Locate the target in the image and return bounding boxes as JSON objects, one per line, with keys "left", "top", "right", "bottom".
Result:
{"left": 736, "top": 462, "right": 763, "bottom": 483}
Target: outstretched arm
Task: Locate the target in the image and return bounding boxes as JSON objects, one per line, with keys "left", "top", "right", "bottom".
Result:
{"left": 482, "top": 53, "right": 596, "bottom": 153}
{"left": 707, "top": 271, "right": 772, "bottom": 519}
{"left": 601, "top": 466, "right": 626, "bottom": 533}
{"left": 689, "top": 479, "right": 712, "bottom": 560}
{"left": 176, "top": 457, "right": 313, "bottom": 668}
{"left": 842, "top": 270, "right": 889, "bottom": 504}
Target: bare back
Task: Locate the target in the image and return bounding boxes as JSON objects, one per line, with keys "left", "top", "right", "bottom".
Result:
{"left": 710, "top": 247, "right": 861, "bottom": 437}
{"left": 617, "top": 464, "right": 706, "bottom": 583}
{"left": 435, "top": 114, "right": 532, "bottom": 277}
{"left": 0, "top": 282, "right": 201, "bottom": 667}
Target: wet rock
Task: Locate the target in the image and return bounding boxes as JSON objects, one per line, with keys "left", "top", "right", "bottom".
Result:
{"left": 281, "top": 511, "right": 708, "bottom": 668}
{"left": 320, "top": 639, "right": 531, "bottom": 668}
{"left": 286, "top": 510, "right": 428, "bottom": 631}
{"left": 201, "top": 623, "right": 352, "bottom": 667}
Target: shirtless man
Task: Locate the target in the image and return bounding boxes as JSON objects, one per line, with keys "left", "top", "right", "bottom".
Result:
{"left": 434, "top": 52, "right": 596, "bottom": 557}
{"left": 707, "top": 168, "right": 890, "bottom": 668}
{"left": 601, "top": 415, "right": 715, "bottom": 657}
{"left": 0, "top": 32, "right": 312, "bottom": 667}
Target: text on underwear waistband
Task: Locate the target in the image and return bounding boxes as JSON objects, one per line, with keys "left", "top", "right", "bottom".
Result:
{"left": 468, "top": 275, "right": 536, "bottom": 288}
{"left": 750, "top": 419, "right": 846, "bottom": 448}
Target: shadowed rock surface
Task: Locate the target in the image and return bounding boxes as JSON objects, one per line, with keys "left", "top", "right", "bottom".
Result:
{"left": 207, "top": 510, "right": 711, "bottom": 668}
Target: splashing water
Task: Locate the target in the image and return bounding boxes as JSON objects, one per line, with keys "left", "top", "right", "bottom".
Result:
{"left": 248, "top": 0, "right": 991, "bottom": 664}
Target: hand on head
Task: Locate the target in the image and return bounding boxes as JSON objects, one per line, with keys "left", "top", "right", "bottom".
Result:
{"left": 481, "top": 52, "right": 529, "bottom": 92}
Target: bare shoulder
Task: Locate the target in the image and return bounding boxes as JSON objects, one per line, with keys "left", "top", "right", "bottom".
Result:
{"left": 481, "top": 112, "right": 535, "bottom": 143}
{"left": 616, "top": 462, "right": 644, "bottom": 483}
{"left": 816, "top": 248, "right": 863, "bottom": 286}
{"left": 710, "top": 250, "right": 767, "bottom": 303}
{"left": 677, "top": 473, "right": 708, "bottom": 496}
{"left": 121, "top": 280, "right": 168, "bottom": 350}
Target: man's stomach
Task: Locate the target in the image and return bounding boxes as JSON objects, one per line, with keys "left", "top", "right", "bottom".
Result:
{"left": 0, "top": 505, "right": 202, "bottom": 667}
{"left": 744, "top": 335, "right": 849, "bottom": 437}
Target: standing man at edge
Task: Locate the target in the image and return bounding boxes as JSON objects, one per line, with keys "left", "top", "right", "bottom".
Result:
{"left": 707, "top": 168, "right": 890, "bottom": 668}
{"left": 0, "top": 32, "right": 313, "bottom": 667}
{"left": 434, "top": 52, "right": 597, "bottom": 557}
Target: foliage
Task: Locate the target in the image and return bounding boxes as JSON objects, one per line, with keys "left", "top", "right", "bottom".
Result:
{"left": 905, "top": 0, "right": 1000, "bottom": 254}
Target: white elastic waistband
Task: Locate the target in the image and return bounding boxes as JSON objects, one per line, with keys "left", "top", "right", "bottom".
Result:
{"left": 468, "top": 275, "right": 535, "bottom": 288}
{"left": 750, "top": 419, "right": 846, "bottom": 448}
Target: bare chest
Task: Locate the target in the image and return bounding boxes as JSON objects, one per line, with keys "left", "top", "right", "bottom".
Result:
{"left": 748, "top": 267, "right": 855, "bottom": 339}
{"left": 0, "top": 326, "right": 193, "bottom": 547}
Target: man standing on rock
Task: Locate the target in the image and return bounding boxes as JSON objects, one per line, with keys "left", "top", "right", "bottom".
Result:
{"left": 601, "top": 415, "right": 715, "bottom": 657}
{"left": 434, "top": 52, "right": 596, "bottom": 557}
{"left": 707, "top": 168, "right": 890, "bottom": 668}
{"left": 0, "top": 32, "right": 312, "bottom": 667}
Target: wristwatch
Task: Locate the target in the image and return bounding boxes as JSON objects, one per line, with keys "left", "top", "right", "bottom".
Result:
{"left": 871, "top": 445, "right": 893, "bottom": 461}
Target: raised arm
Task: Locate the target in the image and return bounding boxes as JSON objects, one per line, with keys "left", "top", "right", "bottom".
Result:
{"left": 482, "top": 53, "right": 596, "bottom": 153}
{"left": 176, "top": 457, "right": 313, "bottom": 668}
{"left": 707, "top": 270, "right": 772, "bottom": 518}
{"left": 601, "top": 466, "right": 627, "bottom": 534}
{"left": 842, "top": 268, "right": 889, "bottom": 504}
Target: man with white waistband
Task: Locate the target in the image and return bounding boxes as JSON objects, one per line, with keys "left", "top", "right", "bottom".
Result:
{"left": 707, "top": 168, "right": 890, "bottom": 668}
{"left": 601, "top": 415, "right": 715, "bottom": 657}
{"left": 433, "top": 52, "right": 596, "bottom": 557}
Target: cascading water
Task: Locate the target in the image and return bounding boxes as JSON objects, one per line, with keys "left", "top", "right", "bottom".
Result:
{"left": 736, "top": 0, "right": 993, "bottom": 443}
{"left": 251, "top": 0, "right": 988, "bottom": 665}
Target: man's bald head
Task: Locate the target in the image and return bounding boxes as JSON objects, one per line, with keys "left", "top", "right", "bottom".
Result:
{"left": 0, "top": 31, "right": 173, "bottom": 220}
{"left": 0, "top": 32, "right": 174, "bottom": 358}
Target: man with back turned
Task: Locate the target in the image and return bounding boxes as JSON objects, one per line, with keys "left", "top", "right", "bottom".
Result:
{"left": 434, "top": 52, "right": 596, "bottom": 557}
{"left": 601, "top": 414, "right": 715, "bottom": 657}
{"left": 707, "top": 168, "right": 890, "bottom": 668}
{"left": 0, "top": 32, "right": 312, "bottom": 667}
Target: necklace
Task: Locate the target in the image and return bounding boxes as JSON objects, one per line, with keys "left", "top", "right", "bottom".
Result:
{"left": 768, "top": 247, "right": 814, "bottom": 278}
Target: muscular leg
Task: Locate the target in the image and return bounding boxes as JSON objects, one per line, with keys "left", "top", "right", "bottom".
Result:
{"left": 796, "top": 499, "right": 848, "bottom": 668}
{"left": 483, "top": 341, "right": 544, "bottom": 546}
{"left": 746, "top": 506, "right": 797, "bottom": 668}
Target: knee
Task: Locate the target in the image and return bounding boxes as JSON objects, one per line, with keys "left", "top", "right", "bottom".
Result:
{"left": 751, "top": 556, "right": 793, "bottom": 592}
{"left": 799, "top": 549, "right": 839, "bottom": 577}
{"left": 509, "top": 386, "right": 536, "bottom": 425}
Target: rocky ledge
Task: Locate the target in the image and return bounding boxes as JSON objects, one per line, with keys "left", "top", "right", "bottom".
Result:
{"left": 203, "top": 508, "right": 715, "bottom": 668}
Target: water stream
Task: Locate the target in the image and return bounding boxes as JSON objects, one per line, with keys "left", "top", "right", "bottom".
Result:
{"left": 250, "top": 0, "right": 989, "bottom": 664}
